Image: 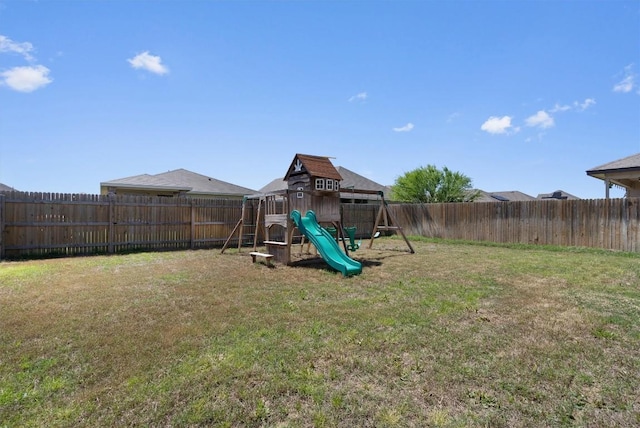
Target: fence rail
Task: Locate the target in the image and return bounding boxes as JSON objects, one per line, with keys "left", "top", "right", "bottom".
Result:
{"left": 1, "top": 192, "right": 638, "bottom": 259}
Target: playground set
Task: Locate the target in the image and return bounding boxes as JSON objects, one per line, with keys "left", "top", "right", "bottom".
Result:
{"left": 221, "top": 154, "right": 414, "bottom": 276}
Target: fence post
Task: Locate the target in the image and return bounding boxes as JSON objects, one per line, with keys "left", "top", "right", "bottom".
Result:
{"left": 190, "top": 199, "right": 196, "bottom": 250}
{"left": 621, "top": 198, "right": 628, "bottom": 251}
{"left": 108, "top": 194, "right": 115, "bottom": 254}
{"left": 0, "top": 194, "right": 5, "bottom": 260}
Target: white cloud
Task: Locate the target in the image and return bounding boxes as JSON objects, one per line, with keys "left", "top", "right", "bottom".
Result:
{"left": 549, "top": 98, "right": 596, "bottom": 114}
{"left": 127, "top": 51, "right": 169, "bottom": 75}
{"left": 549, "top": 98, "right": 596, "bottom": 113}
{"left": 549, "top": 103, "right": 571, "bottom": 113}
{"left": 348, "top": 91, "right": 367, "bottom": 102}
{"left": 393, "top": 122, "right": 414, "bottom": 132}
{"left": 575, "top": 98, "right": 595, "bottom": 111}
{"left": 480, "top": 116, "right": 517, "bottom": 135}
{"left": 446, "top": 112, "right": 461, "bottom": 123}
{"left": 525, "top": 110, "right": 554, "bottom": 129}
{"left": 0, "top": 35, "right": 35, "bottom": 61}
{"left": 0, "top": 65, "right": 52, "bottom": 92}
{"left": 613, "top": 64, "right": 636, "bottom": 93}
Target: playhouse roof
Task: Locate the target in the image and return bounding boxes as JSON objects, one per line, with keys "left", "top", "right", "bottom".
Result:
{"left": 284, "top": 154, "right": 342, "bottom": 181}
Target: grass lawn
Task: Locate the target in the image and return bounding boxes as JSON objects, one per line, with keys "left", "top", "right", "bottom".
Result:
{"left": 1, "top": 237, "right": 639, "bottom": 427}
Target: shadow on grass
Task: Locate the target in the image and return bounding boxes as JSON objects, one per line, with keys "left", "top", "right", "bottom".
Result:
{"left": 288, "top": 254, "right": 383, "bottom": 275}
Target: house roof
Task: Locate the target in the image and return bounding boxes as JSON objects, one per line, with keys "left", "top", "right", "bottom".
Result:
{"left": 474, "top": 190, "right": 536, "bottom": 202}
{"left": 284, "top": 154, "right": 342, "bottom": 181}
{"left": 0, "top": 183, "right": 16, "bottom": 192}
{"left": 586, "top": 153, "right": 640, "bottom": 197}
{"left": 101, "top": 169, "right": 257, "bottom": 196}
{"left": 586, "top": 153, "right": 640, "bottom": 176}
{"left": 537, "top": 190, "right": 580, "bottom": 200}
{"left": 336, "top": 166, "right": 391, "bottom": 200}
{"left": 259, "top": 178, "right": 288, "bottom": 194}
{"left": 336, "top": 166, "right": 390, "bottom": 194}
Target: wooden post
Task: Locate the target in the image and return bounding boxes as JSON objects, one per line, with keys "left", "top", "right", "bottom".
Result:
{"left": 0, "top": 194, "right": 5, "bottom": 260}
{"left": 368, "top": 203, "right": 385, "bottom": 249}
{"left": 384, "top": 203, "right": 415, "bottom": 253}
{"left": 190, "top": 199, "right": 196, "bottom": 250}
{"left": 333, "top": 220, "right": 349, "bottom": 255}
{"left": 237, "top": 198, "right": 247, "bottom": 251}
{"left": 253, "top": 197, "right": 262, "bottom": 251}
{"left": 285, "top": 191, "right": 292, "bottom": 264}
{"left": 221, "top": 218, "right": 242, "bottom": 254}
{"left": 108, "top": 194, "right": 115, "bottom": 254}
{"left": 368, "top": 192, "right": 415, "bottom": 254}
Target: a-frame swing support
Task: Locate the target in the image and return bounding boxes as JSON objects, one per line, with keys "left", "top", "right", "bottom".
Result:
{"left": 357, "top": 190, "right": 414, "bottom": 253}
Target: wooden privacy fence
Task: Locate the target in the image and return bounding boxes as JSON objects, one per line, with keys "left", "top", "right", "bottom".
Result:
{"left": 388, "top": 198, "right": 640, "bottom": 252}
{"left": 1, "top": 192, "right": 639, "bottom": 259}
{"left": 0, "top": 192, "right": 255, "bottom": 259}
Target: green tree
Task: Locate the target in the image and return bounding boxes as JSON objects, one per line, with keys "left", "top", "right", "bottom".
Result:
{"left": 391, "top": 165, "right": 479, "bottom": 203}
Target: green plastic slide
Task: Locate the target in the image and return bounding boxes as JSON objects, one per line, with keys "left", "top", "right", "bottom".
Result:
{"left": 290, "top": 210, "right": 362, "bottom": 276}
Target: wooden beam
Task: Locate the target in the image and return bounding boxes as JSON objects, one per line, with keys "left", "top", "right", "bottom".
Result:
{"left": 368, "top": 194, "right": 415, "bottom": 254}
{"left": 220, "top": 218, "right": 243, "bottom": 254}
{"left": 253, "top": 197, "right": 263, "bottom": 251}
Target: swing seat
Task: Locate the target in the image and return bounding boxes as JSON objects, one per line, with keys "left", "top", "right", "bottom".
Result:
{"left": 343, "top": 226, "right": 361, "bottom": 251}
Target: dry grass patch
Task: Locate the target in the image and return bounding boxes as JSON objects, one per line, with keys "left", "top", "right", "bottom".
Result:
{"left": 1, "top": 238, "right": 639, "bottom": 427}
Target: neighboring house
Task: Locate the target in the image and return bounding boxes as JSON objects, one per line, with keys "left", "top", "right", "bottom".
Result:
{"left": 586, "top": 153, "right": 640, "bottom": 198}
{"left": 537, "top": 190, "right": 580, "bottom": 200}
{"left": 474, "top": 190, "right": 536, "bottom": 203}
{"left": 0, "top": 183, "right": 16, "bottom": 192}
{"left": 336, "top": 166, "right": 392, "bottom": 202}
{"left": 258, "top": 164, "right": 390, "bottom": 203}
{"left": 100, "top": 169, "right": 256, "bottom": 199}
{"left": 258, "top": 177, "right": 288, "bottom": 195}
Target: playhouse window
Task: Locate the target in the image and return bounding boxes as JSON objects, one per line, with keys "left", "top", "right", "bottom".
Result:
{"left": 326, "top": 179, "right": 334, "bottom": 191}
{"left": 315, "top": 178, "right": 325, "bottom": 190}
{"left": 335, "top": 181, "right": 340, "bottom": 191}
{"left": 297, "top": 186, "right": 304, "bottom": 199}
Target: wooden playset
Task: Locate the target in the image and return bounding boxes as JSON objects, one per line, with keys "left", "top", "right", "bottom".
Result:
{"left": 221, "top": 154, "right": 414, "bottom": 272}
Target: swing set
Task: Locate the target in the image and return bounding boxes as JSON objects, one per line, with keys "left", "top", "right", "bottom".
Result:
{"left": 221, "top": 188, "right": 414, "bottom": 259}
{"left": 343, "top": 189, "right": 415, "bottom": 254}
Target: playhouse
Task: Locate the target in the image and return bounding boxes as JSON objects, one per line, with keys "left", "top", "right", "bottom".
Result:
{"left": 262, "top": 154, "right": 348, "bottom": 263}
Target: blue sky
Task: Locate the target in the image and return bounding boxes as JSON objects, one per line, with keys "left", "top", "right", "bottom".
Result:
{"left": 1, "top": 0, "right": 639, "bottom": 199}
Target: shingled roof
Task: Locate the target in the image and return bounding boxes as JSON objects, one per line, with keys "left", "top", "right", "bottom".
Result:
{"left": 586, "top": 153, "right": 640, "bottom": 198}
{"left": 0, "top": 183, "right": 16, "bottom": 192}
{"left": 474, "top": 190, "right": 536, "bottom": 202}
{"left": 336, "top": 166, "right": 391, "bottom": 196}
{"left": 284, "top": 154, "right": 342, "bottom": 181}
{"left": 101, "top": 169, "right": 256, "bottom": 197}
{"left": 586, "top": 153, "right": 640, "bottom": 176}
{"left": 537, "top": 190, "right": 580, "bottom": 200}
